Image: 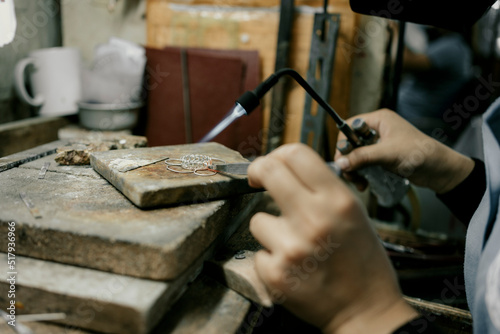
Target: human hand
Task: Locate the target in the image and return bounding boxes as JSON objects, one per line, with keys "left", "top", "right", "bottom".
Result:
{"left": 334, "top": 109, "right": 474, "bottom": 194}
{"left": 247, "top": 143, "right": 418, "bottom": 333}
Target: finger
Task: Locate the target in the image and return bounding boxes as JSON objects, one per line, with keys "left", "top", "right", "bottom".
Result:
{"left": 334, "top": 139, "right": 352, "bottom": 167}
{"left": 267, "top": 143, "right": 343, "bottom": 192}
{"left": 335, "top": 109, "right": 397, "bottom": 160}
{"left": 344, "top": 109, "right": 391, "bottom": 135}
{"left": 340, "top": 144, "right": 396, "bottom": 172}
{"left": 250, "top": 212, "right": 311, "bottom": 258}
{"left": 254, "top": 250, "right": 288, "bottom": 300}
{"left": 249, "top": 212, "right": 284, "bottom": 251}
{"left": 248, "top": 155, "right": 313, "bottom": 215}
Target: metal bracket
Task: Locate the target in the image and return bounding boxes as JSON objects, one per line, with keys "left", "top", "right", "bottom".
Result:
{"left": 300, "top": 13, "right": 340, "bottom": 151}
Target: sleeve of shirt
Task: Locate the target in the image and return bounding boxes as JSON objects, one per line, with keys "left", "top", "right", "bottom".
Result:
{"left": 392, "top": 316, "right": 444, "bottom": 334}
{"left": 426, "top": 36, "right": 469, "bottom": 74}
{"left": 436, "top": 158, "right": 487, "bottom": 226}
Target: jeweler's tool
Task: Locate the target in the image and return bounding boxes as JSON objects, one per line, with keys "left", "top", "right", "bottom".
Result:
{"left": 336, "top": 118, "right": 410, "bottom": 207}
{"left": 199, "top": 68, "right": 361, "bottom": 147}
{"left": 200, "top": 68, "right": 409, "bottom": 206}
{"left": 212, "top": 161, "right": 342, "bottom": 177}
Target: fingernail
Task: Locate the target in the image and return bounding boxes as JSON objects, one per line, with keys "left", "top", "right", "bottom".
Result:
{"left": 336, "top": 157, "right": 351, "bottom": 171}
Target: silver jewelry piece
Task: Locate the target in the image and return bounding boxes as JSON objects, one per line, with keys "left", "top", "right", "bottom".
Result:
{"left": 166, "top": 154, "right": 226, "bottom": 176}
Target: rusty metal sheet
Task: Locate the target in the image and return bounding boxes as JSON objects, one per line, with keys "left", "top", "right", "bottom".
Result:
{"left": 90, "top": 142, "right": 256, "bottom": 208}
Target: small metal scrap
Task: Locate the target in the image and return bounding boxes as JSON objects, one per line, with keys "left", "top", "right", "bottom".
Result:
{"left": 0, "top": 310, "right": 34, "bottom": 334}
{"left": 38, "top": 162, "right": 50, "bottom": 179}
{"left": 17, "top": 313, "right": 66, "bottom": 322}
{"left": 19, "top": 192, "right": 42, "bottom": 219}
{"left": 234, "top": 250, "right": 246, "bottom": 260}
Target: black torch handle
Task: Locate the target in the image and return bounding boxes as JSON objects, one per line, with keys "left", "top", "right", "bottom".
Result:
{"left": 236, "top": 68, "right": 362, "bottom": 148}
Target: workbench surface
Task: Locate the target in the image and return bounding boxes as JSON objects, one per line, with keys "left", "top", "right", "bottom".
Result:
{"left": 0, "top": 140, "right": 258, "bottom": 333}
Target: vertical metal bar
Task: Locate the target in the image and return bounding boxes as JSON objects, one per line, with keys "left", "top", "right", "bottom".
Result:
{"left": 300, "top": 13, "right": 340, "bottom": 151}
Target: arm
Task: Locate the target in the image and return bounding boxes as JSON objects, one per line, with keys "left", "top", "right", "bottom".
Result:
{"left": 436, "top": 158, "right": 486, "bottom": 225}
{"left": 247, "top": 143, "right": 419, "bottom": 333}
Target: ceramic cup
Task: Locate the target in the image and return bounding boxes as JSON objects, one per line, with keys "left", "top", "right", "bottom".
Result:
{"left": 14, "top": 47, "right": 82, "bottom": 116}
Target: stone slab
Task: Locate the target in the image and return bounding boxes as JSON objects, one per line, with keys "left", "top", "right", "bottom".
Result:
{"left": 0, "top": 162, "right": 257, "bottom": 280}
{"left": 152, "top": 275, "right": 251, "bottom": 334}
{"left": 208, "top": 250, "right": 271, "bottom": 308}
{"left": 207, "top": 194, "right": 275, "bottom": 306}
{"left": 0, "top": 253, "right": 201, "bottom": 334}
{"left": 207, "top": 224, "right": 271, "bottom": 307}
{"left": 90, "top": 143, "right": 257, "bottom": 208}
{"left": 0, "top": 274, "right": 252, "bottom": 334}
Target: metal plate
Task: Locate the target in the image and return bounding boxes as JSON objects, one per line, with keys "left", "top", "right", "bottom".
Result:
{"left": 300, "top": 13, "right": 340, "bottom": 150}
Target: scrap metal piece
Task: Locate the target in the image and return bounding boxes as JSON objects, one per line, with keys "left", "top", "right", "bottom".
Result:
{"left": 0, "top": 310, "right": 34, "bottom": 334}
{"left": 0, "top": 146, "right": 59, "bottom": 173}
{"left": 234, "top": 250, "right": 246, "bottom": 260}
{"left": 37, "top": 162, "right": 50, "bottom": 179}
{"left": 19, "top": 192, "right": 42, "bottom": 219}
{"left": 17, "top": 313, "right": 66, "bottom": 323}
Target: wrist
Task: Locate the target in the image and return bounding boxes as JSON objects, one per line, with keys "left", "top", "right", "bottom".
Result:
{"left": 429, "top": 146, "right": 475, "bottom": 194}
{"left": 322, "top": 297, "right": 419, "bottom": 334}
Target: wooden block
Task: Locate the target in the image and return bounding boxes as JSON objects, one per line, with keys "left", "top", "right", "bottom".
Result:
{"left": 90, "top": 142, "right": 256, "bottom": 208}
{"left": 0, "top": 155, "right": 258, "bottom": 280}
{"left": 0, "top": 253, "right": 202, "bottom": 334}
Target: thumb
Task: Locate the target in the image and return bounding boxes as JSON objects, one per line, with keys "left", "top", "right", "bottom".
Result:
{"left": 336, "top": 144, "right": 391, "bottom": 172}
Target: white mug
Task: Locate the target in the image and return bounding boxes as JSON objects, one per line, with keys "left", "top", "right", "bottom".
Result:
{"left": 14, "top": 47, "right": 82, "bottom": 116}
